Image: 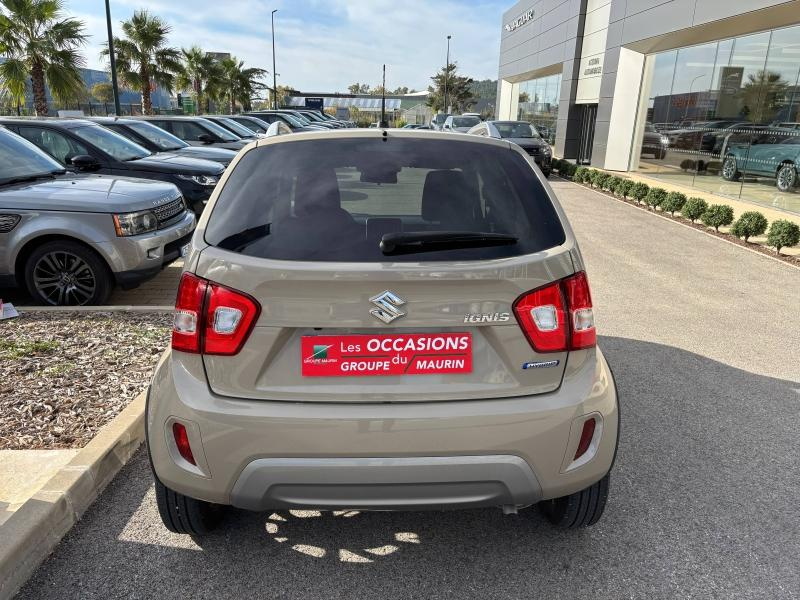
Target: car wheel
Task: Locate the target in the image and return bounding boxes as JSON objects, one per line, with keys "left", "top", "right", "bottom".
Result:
{"left": 155, "top": 478, "right": 224, "bottom": 535}
{"left": 539, "top": 473, "right": 610, "bottom": 528}
{"left": 542, "top": 169, "right": 551, "bottom": 178}
{"left": 24, "top": 240, "right": 112, "bottom": 306}
{"left": 721, "top": 156, "right": 740, "bottom": 181}
{"left": 776, "top": 163, "right": 797, "bottom": 192}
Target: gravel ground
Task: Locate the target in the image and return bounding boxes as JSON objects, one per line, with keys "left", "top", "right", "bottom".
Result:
{"left": 0, "top": 311, "right": 170, "bottom": 450}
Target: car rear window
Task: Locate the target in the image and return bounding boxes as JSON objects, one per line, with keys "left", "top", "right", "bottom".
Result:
{"left": 204, "top": 137, "right": 565, "bottom": 262}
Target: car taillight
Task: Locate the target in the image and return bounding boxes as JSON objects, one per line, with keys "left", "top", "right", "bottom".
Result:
{"left": 513, "top": 271, "right": 596, "bottom": 353}
{"left": 171, "top": 272, "right": 260, "bottom": 355}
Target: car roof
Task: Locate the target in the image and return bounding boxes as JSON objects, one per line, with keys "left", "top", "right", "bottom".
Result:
{"left": 0, "top": 117, "right": 94, "bottom": 129}
{"left": 135, "top": 115, "right": 209, "bottom": 121}
{"left": 250, "top": 127, "right": 516, "bottom": 150}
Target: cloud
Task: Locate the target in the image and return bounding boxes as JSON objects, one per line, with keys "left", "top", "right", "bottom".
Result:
{"left": 71, "top": 0, "right": 504, "bottom": 91}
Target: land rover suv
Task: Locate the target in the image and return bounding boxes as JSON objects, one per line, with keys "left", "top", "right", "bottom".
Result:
{"left": 147, "top": 129, "right": 619, "bottom": 535}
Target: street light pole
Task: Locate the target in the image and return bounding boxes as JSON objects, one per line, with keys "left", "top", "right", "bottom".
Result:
{"left": 104, "top": 0, "right": 121, "bottom": 116}
{"left": 271, "top": 9, "right": 278, "bottom": 109}
{"left": 444, "top": 35, "right": 451, "bottom": 114}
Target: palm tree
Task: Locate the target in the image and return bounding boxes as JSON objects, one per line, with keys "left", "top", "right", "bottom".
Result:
{"left": 176, "top": 46, "right": 219, "bottom": 115}
{"left": 218, "top": 56, "right": 266, "bottom": 114}
{"left": 102, "top": 10, "right": 181, "bottom": 115}
{"left": 0, "top": 0, "right": 87, "bottom": 116}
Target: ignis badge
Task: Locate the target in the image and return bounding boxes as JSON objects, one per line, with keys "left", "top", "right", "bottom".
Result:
{"left": 463, "top": 312, "right": 511, "bottom": 324}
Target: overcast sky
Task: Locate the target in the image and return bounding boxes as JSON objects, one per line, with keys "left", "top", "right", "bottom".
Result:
{"left": 71, "top": 0, "right": 507, "bottom": 92}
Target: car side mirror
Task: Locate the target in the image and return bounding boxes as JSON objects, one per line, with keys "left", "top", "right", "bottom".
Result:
{"left": 198, "top": 133, "right": 216, "bottom": 144}
{"left": 68, "top": 154, "right": 100, "bottom": 171}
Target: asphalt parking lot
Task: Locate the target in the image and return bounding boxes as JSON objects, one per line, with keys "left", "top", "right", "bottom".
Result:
{"left": 15, "top": 180, "right": 800, "bottom": 599}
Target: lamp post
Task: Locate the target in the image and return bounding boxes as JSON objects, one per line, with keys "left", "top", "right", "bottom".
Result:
{"left": 104, "top": 0, "right": 121, "bottom": 116}
{"left": 683, "top": 74, "right": 706, "bottom": 120}
{"left": 444, "top": 35, "right": 451, "bottom": 114}
{"left": 271, "top": 9, "right": 278, "bottom": 109}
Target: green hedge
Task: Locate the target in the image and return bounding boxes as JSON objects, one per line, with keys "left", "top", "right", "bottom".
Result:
{"left": 594, "top": 172, "right": 611, "bottom": 189}
{"left": 681, "top": 197, "right": 708, "bottom": 222}
{"left": 661, "top": 191, "right": 687, "bottom": 215}
{"left": 615, "top": 179, "right": 635, "bottom": 198}
{"left": 644, "top": 187, "right": 667, "bottom": 210}
{"left": 767, "top": 219, "right": 800, "bottom": 254}
{"left": 701, "top": 204, "right": 735, "bottom": 232}
{"left": 731, "top": 211, "right": 768, "bottom": 242}
{"left": 630, "top": 182, "right": 649, "bottom": 203}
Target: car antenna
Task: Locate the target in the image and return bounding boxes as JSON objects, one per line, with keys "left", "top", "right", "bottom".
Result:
{"left": 380, "top": 64, "right": 387, "bottom": 129}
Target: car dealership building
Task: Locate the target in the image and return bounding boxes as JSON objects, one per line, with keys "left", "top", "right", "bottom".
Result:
{"left": 497, "top": 0, "right": 800, "bottom": 214}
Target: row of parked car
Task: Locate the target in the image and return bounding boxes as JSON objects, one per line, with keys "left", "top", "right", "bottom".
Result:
{"left": 0, "top": 109, "right": 354, "bottom": 306}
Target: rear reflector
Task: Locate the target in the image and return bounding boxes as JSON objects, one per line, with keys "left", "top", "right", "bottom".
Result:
{"left": 574, "top": 417, "right": 597, "bottom": 460}
{"left": 513, "top": 271, "right": 596, "bottom": 353}
{"left": 171, "top": 272, "right": 260, "bottom": 355}
{"left": 172, "top": 422, "right": 196, "bottom": 465}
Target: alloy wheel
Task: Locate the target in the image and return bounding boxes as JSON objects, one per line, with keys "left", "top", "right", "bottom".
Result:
{"left": 776, "top": 164, "right": 796, "bottom": 192}
{"left": 722, "top": 157, "right": 737, "bottom": 181}
{"left": 33, "top": 250, "right": 97, "bottom": 305}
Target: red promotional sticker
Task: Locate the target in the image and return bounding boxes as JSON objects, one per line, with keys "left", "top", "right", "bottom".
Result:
{"left": 301, "top": 333, "right": 472, "bottom": 377}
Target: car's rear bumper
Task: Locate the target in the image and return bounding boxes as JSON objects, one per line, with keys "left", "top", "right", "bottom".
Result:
{"left": 147, "top": 347, "right": 619, "bottom": 510}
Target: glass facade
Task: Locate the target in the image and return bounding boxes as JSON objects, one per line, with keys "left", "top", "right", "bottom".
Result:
{"left": 517, "top": 73, "right": 562, "bottom": 145}
{"left": 634, "top": 25, "right": 800, "bottom": 214}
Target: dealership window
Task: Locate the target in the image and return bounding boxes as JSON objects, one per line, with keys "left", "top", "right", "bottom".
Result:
{"left": 634, "top": 25, "right": 800, "bottom": 215}
{"left": 517, "top": 73, "right": 561, "bottom": 145}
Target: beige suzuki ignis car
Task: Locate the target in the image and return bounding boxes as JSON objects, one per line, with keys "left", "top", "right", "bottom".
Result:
{"left": 147, "top": 129, "right": 619, "bottom": 535}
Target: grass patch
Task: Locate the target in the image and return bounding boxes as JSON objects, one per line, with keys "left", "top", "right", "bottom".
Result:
{"left": 0, "top": 339, "right": 60, "bottom": 359}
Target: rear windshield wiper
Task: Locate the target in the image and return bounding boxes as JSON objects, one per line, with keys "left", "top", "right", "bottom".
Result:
{"left": 217, "top": 223, "right": 271, "bottom": 252}
{"left": 380, "top": 231, "right": 518, "bottom": 256}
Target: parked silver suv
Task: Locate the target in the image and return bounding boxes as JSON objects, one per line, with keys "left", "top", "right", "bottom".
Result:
{"left": 148, "top": 129, "right": 618, "bottom": 535}
{"left": 0, "top": 127, "right": 195, "bottom": 305}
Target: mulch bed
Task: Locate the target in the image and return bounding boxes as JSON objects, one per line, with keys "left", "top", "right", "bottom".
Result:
{"left": 559, "top": 176, "right": 800, "bottom": 268}
{"left": 0, "top": 311, "right": 171, "bottom": 450}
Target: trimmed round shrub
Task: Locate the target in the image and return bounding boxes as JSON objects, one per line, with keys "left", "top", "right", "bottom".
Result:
{"left": 661, "top": 191, "right": 687, "bottom": 215}
{"left": 679, "top": 159, "right": 696, "bottom": 172}
{"left": 700, "top": 204, "right": 735, "bottom": 232}
{"left": 615, "top": 179, "right": 635, "bottom": 198}
{"left": 605, "top": 175, "right": 622, "bottom": 192}
{"left": 630, "top": 182, "right": 649, "bottom": 203}
{"left": 585, "top": 169, "right": 600, "bottom": 186}
{"left": 767, "top": 219, "right": 800, "bottom": 254}
{"left": 562, "top": 162, "right": 577, "bottom": 178}
{"left": 730, "top": 211, "right": 768, "bottom": 242}
{"left": 573, "top": 166, "right": 588, "bottom": 183}
{"left": 644, "top": 187, "right": 668, "bottom": 210}
{"left": 594, "top": 172, "right": 611, "bottom": 190}
{"left": 681, "top": 197, "right": 708, "bottom": 222}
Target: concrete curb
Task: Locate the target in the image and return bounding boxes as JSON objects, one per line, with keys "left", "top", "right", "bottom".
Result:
{"left": 0, "top": 392, "right": 146, "bottom": 600}
{"left": 552, "top": 176, "right": 800, "bottom": 272}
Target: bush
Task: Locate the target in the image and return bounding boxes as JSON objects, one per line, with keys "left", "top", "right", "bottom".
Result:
{"left": 661, "top": 191, "right": 687, "bottom": 215}
{"left": 679, "top": 159, "right": 696, "bottom": 172}
{"left": 644, "top": 187, "right": 668, "bottom": 210}
{"left": 561, "top": 162, "right": 577, "bottom": 178}
{"left": 605, "top": 175, "right": 621, "bottom": 192}
{"left": 594, "top": 172, "right": 610, "bottom": 190}
{"left": 766, "top": 219, "right": 800, "bottom": 254}
{"left": 730, "top": 211, "right": 768, "bottom": 242}
{"left": 700, "top": 204, "right": 735, "bottom": 232}
{"left": 630, "top": 182, "right": 649, "bottom": 203}
{"left": 681, "top": 197, "right": 708, "bottom": 222}
{"left": 615, "top": 179, "right": 634, "bottom": 198}
{"left": 584, "top": 169, "right": 599, "bottom": 185}
{"left": 573, "top": 166, "right": 588, "bottom": 183}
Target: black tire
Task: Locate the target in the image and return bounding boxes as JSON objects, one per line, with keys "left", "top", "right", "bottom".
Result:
{"left": 542, "top": 169, "right": 551, "bottom": 178}
{"left": 24, "top": 240, "right": 112, "bottom": 306}
{"left": 539, "top": 473, "right": 610, "bottom": 529}
{"left": 155, "top": 478, "right": 224, "bottom": 535}
{"left": 721, "top": 156, "right": 740, "bottom": 182}
{"left": 776, "top": 163, "right": 797, "bottom": 193}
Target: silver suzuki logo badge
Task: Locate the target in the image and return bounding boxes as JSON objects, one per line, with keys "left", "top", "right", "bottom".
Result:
{"left": 369, "top": 290, "right": 406, "bottom": 324}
